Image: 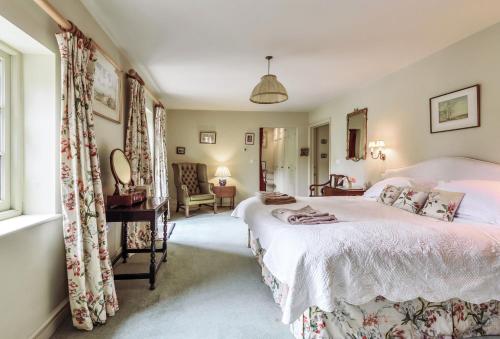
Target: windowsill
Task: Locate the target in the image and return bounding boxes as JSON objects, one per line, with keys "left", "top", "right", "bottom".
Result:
{"left": 0, "top": 213, "right": 62, "bottom": 238}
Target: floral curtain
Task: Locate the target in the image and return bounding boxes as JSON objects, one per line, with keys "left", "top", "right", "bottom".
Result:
{"left": 125, "top": 76, "right": 153, "bottom": 248}
{"left": 154, "top": 104, "right": 168, "bottom": 198}
{"left": 57, "top": 27, "right": 118, "bottom": 330}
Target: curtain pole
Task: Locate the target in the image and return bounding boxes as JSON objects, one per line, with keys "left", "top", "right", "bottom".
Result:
{"left": 34, "top": 0, "right": 166, "bottom": 108}
{"left": 34, "top": 0, "right": 72, "bottom": 30}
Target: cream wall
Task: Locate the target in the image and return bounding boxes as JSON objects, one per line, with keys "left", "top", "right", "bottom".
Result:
{"left": 0, "top": 0, "right": 137, "bottom": 337}
{"left": 167, "top": 109, "right": 309, "bottom": 203}
{"left": 310, "top": 22, "right": 500, "bottom": 186}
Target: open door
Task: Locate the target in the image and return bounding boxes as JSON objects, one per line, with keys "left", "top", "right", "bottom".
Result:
{"left": 311, "top": 123, "right": 330, "bottom": 195}
{"left": 259, "top": 127, "right": 297, "bottom": 194}
{"left": 259, "top": 128, "right": 266, "bottom": 191}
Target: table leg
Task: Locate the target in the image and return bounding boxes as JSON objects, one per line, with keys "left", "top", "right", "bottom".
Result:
{"left": 162, "top": 211, "right": 168, "bottom": 262}
{"left": 149, "top": 218, "right": 157, "bottom": 290}
{"left": 121, "top": 221, "right": 128, "bottom": 263}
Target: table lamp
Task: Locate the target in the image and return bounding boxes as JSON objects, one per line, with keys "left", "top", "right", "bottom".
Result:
{"left": 214, "top": 166, "right": 231, "bottom": 186}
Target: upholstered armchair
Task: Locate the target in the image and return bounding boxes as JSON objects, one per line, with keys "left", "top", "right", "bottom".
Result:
{"left": 172, "top": 163, "right": 217, "bottom": 217}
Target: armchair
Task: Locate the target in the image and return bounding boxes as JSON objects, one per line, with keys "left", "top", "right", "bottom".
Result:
{"left": 172, "top": 163, "right": 217, "bottom": 217}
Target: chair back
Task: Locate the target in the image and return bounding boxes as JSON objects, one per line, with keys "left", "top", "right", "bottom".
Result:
{"left": 172, "top": 163, "right": 209, "bottom": 197}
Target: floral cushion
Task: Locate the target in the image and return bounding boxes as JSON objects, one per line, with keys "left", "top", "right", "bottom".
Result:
{"left": 377, "top": 185, "right": 403, "bottom": 205}
{"left": 420, "top": 189, "right": 465, "bottom": 221}
{"left": 392, "top": 187, "right": 429, "bottom": 213}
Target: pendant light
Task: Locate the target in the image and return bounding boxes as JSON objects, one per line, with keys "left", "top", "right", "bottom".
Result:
{"left": 250, "top": 56, "right": 288, "bottom": 104}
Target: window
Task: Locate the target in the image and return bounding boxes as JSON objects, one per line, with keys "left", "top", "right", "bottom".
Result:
{"left": 0, "top": 48, "right": 11, "bottom": 212}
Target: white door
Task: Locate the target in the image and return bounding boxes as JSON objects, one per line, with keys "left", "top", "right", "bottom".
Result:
{"left": 284, "top": 128, "right": 297, "bottom": 196}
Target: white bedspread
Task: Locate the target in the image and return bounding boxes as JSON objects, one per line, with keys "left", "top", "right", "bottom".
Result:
{"left": 232, "top": 196, "right": 500, "bottom": 324}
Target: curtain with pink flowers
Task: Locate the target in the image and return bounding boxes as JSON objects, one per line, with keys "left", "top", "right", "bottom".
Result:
{"left": 57, "top": 25, "right": 118, "bottom": 330}
{"left": 125, "top": 75, "right": 153, "bottom": 248}
{"left": 154, "top": 104, "right": 168, "bottom": 198}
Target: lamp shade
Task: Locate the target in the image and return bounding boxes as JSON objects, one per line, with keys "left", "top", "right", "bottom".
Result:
{"left": 214, "top": 166, "right": 231, "bottom": 178}
{"left": 250, "top": 74, "right": 288, "bottom": 104}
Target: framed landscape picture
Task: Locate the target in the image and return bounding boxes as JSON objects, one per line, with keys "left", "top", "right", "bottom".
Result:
{"left": 93, "top": 48, "right": 122, "bottom": 123}
{"left": 429, "top": 84, "right": 479, "bottom": 133}
{"left": 200, "top": 131, "right": 216, "bottom": 144}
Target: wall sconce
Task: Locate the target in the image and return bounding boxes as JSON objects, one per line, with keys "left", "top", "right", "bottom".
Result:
{"left": 368, "top": 140, "right": 386, "bottom": 160}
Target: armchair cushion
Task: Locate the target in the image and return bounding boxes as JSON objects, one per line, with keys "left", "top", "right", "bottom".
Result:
{"left": 189, "top": 194, "right": 216, "bottom": 202}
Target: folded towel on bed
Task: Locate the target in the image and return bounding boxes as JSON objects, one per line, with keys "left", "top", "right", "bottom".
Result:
{"left": 256, "top": 191, "right": 297, "bottom": 205}
{"left": 271, "top": 205, "right": 338, "bottom": 225}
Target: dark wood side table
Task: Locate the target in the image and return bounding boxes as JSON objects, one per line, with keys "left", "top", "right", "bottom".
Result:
{"left": 106, "top": 197, "right": 169, "bottom": 290}
{"left": 212, "top": 185, "right": 236, "bottom": 209}
{"left": 322, "top": 187, "right": 365, "bottom": 196}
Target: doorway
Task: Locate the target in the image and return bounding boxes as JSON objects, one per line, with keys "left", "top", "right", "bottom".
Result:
{"left": 311, "top": 123, "right": 330, "bottom": 196}
{"left": 259, "top": 127, "right": 297, "bottom": 195}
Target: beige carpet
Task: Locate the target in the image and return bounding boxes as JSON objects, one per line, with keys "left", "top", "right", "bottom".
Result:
{"left": 52, "top": 210, "right": 292, "bottom": 339}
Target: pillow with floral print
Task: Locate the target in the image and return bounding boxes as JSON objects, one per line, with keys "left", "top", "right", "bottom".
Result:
{"left": 419, "top": 189, "right": 465, "bottom": 222}
{"left": 377, "top": 185, "right": 404, "bottom": 205}
{"left": 392, "top": 187, "right": 429, "bottom": 213}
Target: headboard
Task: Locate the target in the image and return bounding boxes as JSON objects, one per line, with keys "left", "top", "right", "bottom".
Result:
{"left": 382, "top": 157, "right": 500, "bottom": 182}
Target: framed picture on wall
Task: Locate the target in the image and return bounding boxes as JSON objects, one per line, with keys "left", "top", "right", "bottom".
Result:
{"left": 200, "top": 131, "right": 216, "bottom": 144}
{"left": 93, "top": 47, "right": 122, "bottom": 123}
{"left": 245, "top": 132, "right": 255, "bottom": 145}
{"left": 429, "top": 84, "right": 480, "bottom": 133}
{"left": 176, "top": 146, "right": 185, "bottom": 155}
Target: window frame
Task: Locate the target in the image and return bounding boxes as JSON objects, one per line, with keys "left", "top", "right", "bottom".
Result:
{"left": 0, "top": 48, "right": 11, "bottom": 212}
{"left": 0, "top": 42, "right": 22, "bottom": 220}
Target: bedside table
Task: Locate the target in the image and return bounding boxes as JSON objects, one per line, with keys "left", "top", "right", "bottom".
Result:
{"left": 322, "top": 186, "right": 365, "bottom": 196}
{"left": 212, "top": 185, "right": 236, "bottom": 209}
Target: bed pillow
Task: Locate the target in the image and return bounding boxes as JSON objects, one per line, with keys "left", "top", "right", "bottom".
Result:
{"left": 376, "top": 185, "right": 404, "bottom": 205}
{"left": 364, "top": 177, "right": 414, "bottom": 199}
{"left": 435, "top": 180, "right": 500, "bottom": 224}
{"left": 419, "top": 190, "right": 465, "bottom": 222}
{"left": 392, "top": 187, "right": 429, "bottom": 213}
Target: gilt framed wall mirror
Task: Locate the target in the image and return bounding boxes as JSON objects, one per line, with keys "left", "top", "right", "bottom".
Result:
{"left": 345, "top": 108, "right": 367, "bottom": 161}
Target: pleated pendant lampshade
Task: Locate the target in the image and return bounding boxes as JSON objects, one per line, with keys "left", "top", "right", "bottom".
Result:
{"left": 250, "top": 56, "right": 288, "bottom": 104}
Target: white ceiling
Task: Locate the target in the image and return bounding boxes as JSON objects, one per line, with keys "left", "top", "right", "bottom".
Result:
{"left": 82, "top": 0, "right": 500, "bottom": 112}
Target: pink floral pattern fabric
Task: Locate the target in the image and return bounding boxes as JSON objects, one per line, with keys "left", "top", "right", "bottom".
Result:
{"left": 376, "top": 184, "right": 403, "bottom": 205}
{"left": 420, "top": 190, "right": 465, "bottom": 221}
{"left": 57, "top": 29, "right": 118, "bottom": 330}
{"left": 154, "top": 105, "right": 168, "bottom": 199}
{"left": 249, "top": 231, "right": 500, "bottom": 339}
{"left": 392, "top": 187, "right": 429, "bottom": 213}
{"left": 125, "top": 77, "right": 153, "bottom": 248}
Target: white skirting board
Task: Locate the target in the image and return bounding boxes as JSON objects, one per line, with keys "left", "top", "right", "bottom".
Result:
{"left": 30, "top": 298, "right": 69, "bottom": 339}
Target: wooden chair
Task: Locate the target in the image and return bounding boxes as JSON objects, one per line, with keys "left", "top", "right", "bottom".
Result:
{"left": 309, "top": 174, "right": 347, "bottom": 196}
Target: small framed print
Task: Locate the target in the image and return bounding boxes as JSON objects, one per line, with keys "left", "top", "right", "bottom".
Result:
{"left": 300, "top": 148, "right": 309, "bottom": 156}
{"left": 321, "top": 153, "right": 328, "bottom": 159}
{"left": 245, "top": 132, "right": 255, "bottom": 145}
{"left": 320, "top": 138, "right": 328, "bottom": 144}
{"left": 200, "top": 131, "right": 216, "bottom": 144}
{"left": 176, "top": 146, "right": 185, "bottom": 155}
{"left": 429, "top": 84, "right": 480, "bottom": 133}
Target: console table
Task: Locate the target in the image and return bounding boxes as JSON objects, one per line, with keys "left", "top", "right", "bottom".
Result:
{"left": 106, "top": 197, "right": 169, "bottom": 290}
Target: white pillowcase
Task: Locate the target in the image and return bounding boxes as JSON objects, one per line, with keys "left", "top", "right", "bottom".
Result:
{"left": 435, "top": 180, "right": 500, "bottom": 224}
{"left": 364, "top": 177, "right": 415, "bottom": 199}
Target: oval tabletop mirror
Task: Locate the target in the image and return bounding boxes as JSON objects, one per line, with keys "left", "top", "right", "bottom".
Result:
{"left": 110, "top": 149, "right": 132, "bottom": 194}
{"left": 346, "top": 108, "right": 367, "bottom": 161}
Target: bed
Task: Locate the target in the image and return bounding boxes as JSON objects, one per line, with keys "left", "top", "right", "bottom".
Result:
{"left": 232, "top": 157, "right": 500, "bottom": 338}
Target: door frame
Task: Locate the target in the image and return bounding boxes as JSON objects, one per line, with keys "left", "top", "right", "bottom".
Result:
{"left": 309, "top": 118, "right": 331, "bottom": 190}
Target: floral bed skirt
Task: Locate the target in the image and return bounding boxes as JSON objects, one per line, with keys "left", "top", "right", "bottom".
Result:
{"left": 249, "top": 231, "right": 500, "bottom": 339}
